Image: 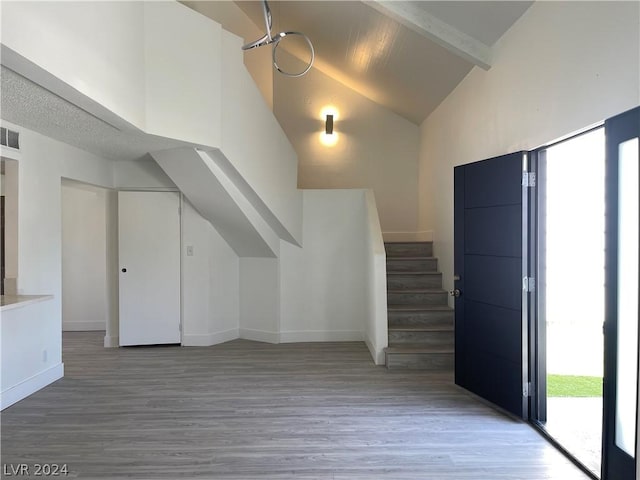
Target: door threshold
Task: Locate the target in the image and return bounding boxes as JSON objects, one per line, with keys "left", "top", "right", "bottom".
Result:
{"left": 530, "top": 420, "right": 599, "bottom": 480}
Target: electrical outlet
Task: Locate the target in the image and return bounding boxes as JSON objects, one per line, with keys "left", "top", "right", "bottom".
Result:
{"left": 186, "top": 245, "right": 194, "bottom": 256}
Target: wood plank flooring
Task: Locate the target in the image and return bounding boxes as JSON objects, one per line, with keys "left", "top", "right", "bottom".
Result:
{"left": 1, "top": 332, "right": 590, "bottom": 479}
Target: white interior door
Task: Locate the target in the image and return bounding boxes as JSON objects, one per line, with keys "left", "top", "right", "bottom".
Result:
{"left": 118, "top": 191, "right": 181, "bottom": 346}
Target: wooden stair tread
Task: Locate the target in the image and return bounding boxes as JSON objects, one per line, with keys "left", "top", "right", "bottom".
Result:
{"left": 386, "top": 256, "right": 436, "bottom": 260}
{"left": 388, "top": 304, "right": 453, "bottom": 311}
{"left": 384, "top": 241, "right": 432, "bottom": 244}
{"left": 385, "top": 242, "right": 452, "bottom": 370}
{"left": 385, "top": 346, "right": 454, "bottom": 354}
{"left": 389, "top": 325, "right": 454, "bottom": 332}
{"left": 386, "top": 271, "right": 441, "bottom": 276}
{"left": 388, "top": 288, "right": 446, "bottom": 294}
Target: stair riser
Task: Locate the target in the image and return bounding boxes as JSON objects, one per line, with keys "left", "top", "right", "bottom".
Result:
{"left": 386, "top": 352, "right": 454, "bottom": 370}
{"left": 388, "top": 291, "right": 448, "bottom": 306}
{"left": 385, "top": 243, "right": 433, "bottom": 257}
{"left": 387, "top": 274, "right": 442, "bottom": 289}
{"left": 388, "top": 310, "right": 454, "bottom": 329}
{"left": 386, "top": 258, "right": 438, "bottom": 272}
{"left": 388, "top": 330, "right": 454, "bottom": 348}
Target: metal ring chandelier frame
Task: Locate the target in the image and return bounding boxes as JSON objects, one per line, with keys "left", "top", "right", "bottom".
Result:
{"left": 241, "top": 0, "right": 315, "bottom": 78}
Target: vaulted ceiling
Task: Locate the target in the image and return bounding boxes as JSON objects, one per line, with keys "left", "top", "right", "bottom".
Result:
{"left": 233, "top": 1, "right": 533, "bottom": 124}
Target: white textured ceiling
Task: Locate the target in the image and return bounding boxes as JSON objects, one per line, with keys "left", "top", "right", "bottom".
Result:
{"left": 235, "top": 1, "right": 533, "bottom": 124}
{"left": 0, "top": 66, "right": 191, "bottom": 162}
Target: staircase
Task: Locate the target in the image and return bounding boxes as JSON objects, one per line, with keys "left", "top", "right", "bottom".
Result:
{"left": 384, "top": 242, "right": 454, "bottom": 370}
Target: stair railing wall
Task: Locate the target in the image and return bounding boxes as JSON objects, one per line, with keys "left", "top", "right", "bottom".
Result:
{"left": 364, "top": 190, "right": 388, "bottom": 364}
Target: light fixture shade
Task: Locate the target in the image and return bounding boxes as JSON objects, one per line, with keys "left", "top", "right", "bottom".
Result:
{"left": 325, "top": 114, "right": 334, "bottom": 135}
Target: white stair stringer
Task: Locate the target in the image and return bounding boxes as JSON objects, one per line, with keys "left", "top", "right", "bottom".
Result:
{"left": 151, "top": 147, "right": 279, "bottom": 258}
{"left": 220, "top": 30, "right": 303, "bottom": 248}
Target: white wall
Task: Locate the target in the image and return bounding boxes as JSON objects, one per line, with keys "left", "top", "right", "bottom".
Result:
{"left": 181, "top": 0, "right": 274, "bottom": 110}
{"left": 0, "top": 120, "right": 115, "bottom": 406}
{"left": 61, "top": 180, "right": 108, "bottom": 331}
{"left": 418, "top": 1, "right": 640, "bottom": 301}
{"left": 104, "top": 189, "right": 119, "bottom": 348}
{"left": 143, "top": 2, "right": 222, "bottom": 147}
{"left": 274, "top": 51, "right": 421, "bottom": 242}
{"left": 0, "top": 1, "right": 146, "bottom": 129}
{"left": 114, "top": 156, "right": 176, "bottom": 190}
{"left": 1, "top": 297, "right": 61, "bottom": 409}
{"left": 279, "top": 190, "right": 369, "bottom": 343}
{"left": 15, "top": 122, "right": 114, "bottom": 296}
{"left": 239, "top": 257, "right": 280, "bottom": 343}
{"left": 182, "top": 199, "right": 239, "bottom": 346}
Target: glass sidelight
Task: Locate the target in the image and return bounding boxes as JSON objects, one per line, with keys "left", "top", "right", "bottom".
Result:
{"left": 615, "top": 137, "right": 638, "bottom": 458}
{"left": 602, "top": 106, "right": 639, "bottom": 480}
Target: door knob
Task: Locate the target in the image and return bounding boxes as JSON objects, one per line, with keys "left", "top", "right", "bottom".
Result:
{"left": 121, "top": 268, "right": 127, "bottom": 273}
{"left": 449, "top": 289, "right": 461, "bottom": 297}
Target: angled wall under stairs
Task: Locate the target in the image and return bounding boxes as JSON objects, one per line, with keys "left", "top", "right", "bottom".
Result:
{"left": 384, "top": 242, "right": 454, "bottom": 370}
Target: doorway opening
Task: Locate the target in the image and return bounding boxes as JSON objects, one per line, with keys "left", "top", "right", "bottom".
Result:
{"left": 534, "top": 127, "right": 605, "bottom": 477}
{"left": 61, "top": 179, "right": 112, "bottom": 355}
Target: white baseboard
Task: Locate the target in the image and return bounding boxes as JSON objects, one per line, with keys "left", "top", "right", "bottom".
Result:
{"left": 1, "top": 363, "right": 64, "bottom": 411}
{"left": 63, "top": 321, "right": 105, "bottom": 331}
{"left": 182, "top": 328, "right": 239, "bottom": 347}
{"left": 239, "top": 328, "right": 280, "bottom": 344}
{"left": 104, "top": 335, "right": 119, "bottom": 348}
{"left": 383, "top": 230, "right": 433, "bottom": 242}
{"left": 279, "top": 330, "right": 363, "bottom": 343}
{"left": 365, "top": 337, "right": 386, "bottom": 366}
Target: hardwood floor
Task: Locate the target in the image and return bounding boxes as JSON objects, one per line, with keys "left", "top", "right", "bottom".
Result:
{"left": 1, "top": 332, "right": 590, "bottom": 479}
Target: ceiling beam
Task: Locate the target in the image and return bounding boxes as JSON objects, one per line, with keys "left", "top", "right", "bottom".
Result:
{"left": 363, "top": 1, "right": 492, "bottom": 70}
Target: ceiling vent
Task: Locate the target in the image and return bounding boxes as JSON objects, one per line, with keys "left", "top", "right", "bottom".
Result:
{"left": 0, "top": 127, "right": 20, "bottom": 150}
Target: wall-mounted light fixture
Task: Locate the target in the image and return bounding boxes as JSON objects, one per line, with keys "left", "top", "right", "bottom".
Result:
{"left": 319, "top": 106, "right": 339, "bottom": 147}
{"left": 325, "top": 114, "right": 334, "bottom": 135}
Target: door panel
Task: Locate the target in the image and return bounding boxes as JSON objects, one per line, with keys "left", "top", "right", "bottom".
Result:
{"left": 465, "top": 301, "right": 522, "bottom": 363}
{"left": 119, "top": 191, "right": 181, "bottom": 346}
{"left": 603, "top": 106, "right": 639, "bottom": 480}
{"left": 465, "top": 346, "right": 523, "bottom": 414}
{"left": 464, "top": 154, "right": 522, "bottom": 207}
{"left": 454, "top": 151, "right": 527, "bottom": 418}
{"left": 465, "top": 205, "right": 522, "bottom": 257}
{"left": 465, "top": 256, "right": 522, "bottom": 310}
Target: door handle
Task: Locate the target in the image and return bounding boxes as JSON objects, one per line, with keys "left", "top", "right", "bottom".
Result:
{"left": 449, "top": 289, "right": 461, "bottom": 297}
{"left": 121, "top": 268, "right": 127, "bottom": 273}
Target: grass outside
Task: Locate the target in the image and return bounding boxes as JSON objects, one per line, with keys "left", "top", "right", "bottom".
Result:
{"left": 547, "top": 374, "right": 603, "bottom": 397}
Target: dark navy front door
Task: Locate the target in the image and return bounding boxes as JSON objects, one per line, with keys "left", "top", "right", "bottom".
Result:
{"left": 454, "top": 151, "right": 528, "bottom": 418}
